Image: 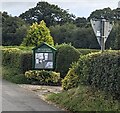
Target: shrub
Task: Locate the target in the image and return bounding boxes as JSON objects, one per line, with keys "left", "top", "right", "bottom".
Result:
{"left": 62, "top": 50, "right": 120, "bottom": 100}
{"left": 2, "top": 66, "right": 29, "bottom": 84}
{"left": 62, "top": 65, "right": 80, "bottom": 90}
{"left": 20, "top": 52, "right": 32, "bottom": 73}
{"left": 2, "top": 48, "right": 32, "bottom": 73}
{"left": 77, "top": 49, "right": 99, "bottom": 55}
{"left": 2, "top": 48, "right": 21, "bottom": 68}
{"left": 25, "top": 70, "right": 61, "bottom": 86}
{"left": 75, "top": 51, "right": 120, "bottom": 99}
{"left": 55, "top": 44, "right": 80, "bottom": 78}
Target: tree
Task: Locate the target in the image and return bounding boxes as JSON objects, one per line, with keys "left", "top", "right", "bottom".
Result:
{"left": 22, "top": 20, "right": 54, "bottom": 47}
{"left": 88, "top": 7, "right": 113, "bottom": 20}
{"left": 2, "top": 12, "right": 28, "bottom": 46}
{"left": 50, "top": 23, "right": 100, "bottom": 49}
{"left": 74, "top": 17, "right": 87, "bottom": 27}
{"left": 50, "top": 23, "right": 77, "bottom": 44}
{"left": 19, "top": 1, "right": 75, "bottom": 26}
{"left": 112, "top": 8, "right": 120, "bottom": 21}
{"left": 112, "top": 22, "right": 120, "bottom": 49}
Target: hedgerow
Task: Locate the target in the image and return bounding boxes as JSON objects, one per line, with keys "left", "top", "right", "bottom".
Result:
{"left": 55, "top": 44, "right": 80, "bottom": 78}
{"left": 62, "top": 50, "right": 120, "bottom": 99}
{"left": 2, "top": 48, "right": 32, "bottom": 73}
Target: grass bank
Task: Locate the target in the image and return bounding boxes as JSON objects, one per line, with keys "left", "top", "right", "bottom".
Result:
{"left": 2, "top": 66, "right": 30, "bottom": 84}
{"left": 47, "top": 85, "right": 120, "bottom": 112}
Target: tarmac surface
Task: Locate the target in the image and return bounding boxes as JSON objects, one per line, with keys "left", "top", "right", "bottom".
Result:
{"left": 2, "top": 80, "right": 66, "bottom": 112}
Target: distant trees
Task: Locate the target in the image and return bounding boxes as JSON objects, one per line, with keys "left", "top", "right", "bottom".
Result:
{"left": 19, "top": 1, "right": 75, "bottom": 26}
{"left": 50, "top": 23, "right": 99, "bottom": 49}
{"left": 2, "top": 12, "right": 28, "bottom": 46}
{"left": 88, "top": 7, "right": 113, "bottom": 20}
{"left": 88, "top": 7, "right": 120, "bottom": 21}
{"left": 2, "top": 2, "right": 120, "bottom": 50}
{"left": 74, "top": 17, "right": 88, "bottom": 27}
{"left": 22, "top": 20, "right": 54, "bottom": 47}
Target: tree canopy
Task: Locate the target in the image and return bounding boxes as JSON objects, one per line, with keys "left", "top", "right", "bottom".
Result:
{"left": 2, "top": 12, "right": 28, "bottom": 46}
{"left": 19, "top": 1, "right": 75, "bottom": 26}
{"left": 2, "top": 2, "right": 120, "bottom": 50}
{"left": 22, "top": 20, "right": 54, "bottom": 47}
{"left": 88, "top": 7, "right": 120, "bottom": 21}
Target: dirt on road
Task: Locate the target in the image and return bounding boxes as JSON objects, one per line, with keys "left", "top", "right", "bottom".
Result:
{"left": 19, "top": 84, "right": 62, "bottom": 101}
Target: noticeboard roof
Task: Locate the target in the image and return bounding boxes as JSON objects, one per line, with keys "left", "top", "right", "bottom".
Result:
{"left": 32, "top": 42, "right": 57, "bottom": 51}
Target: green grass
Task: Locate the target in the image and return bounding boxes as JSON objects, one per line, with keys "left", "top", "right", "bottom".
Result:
{"left": 2, "top": 66, "right": 30, "bottom": 84}
{"left": 47, "top": 85, "right": 120, "bottom": 112}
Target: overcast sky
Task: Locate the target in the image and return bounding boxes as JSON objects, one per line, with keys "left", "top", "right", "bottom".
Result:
{"left": 1, "top": 0, "right": 120, "bottom": 18}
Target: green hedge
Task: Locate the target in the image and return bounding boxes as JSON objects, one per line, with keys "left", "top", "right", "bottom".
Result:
{"left": 2, "top": 48, "right": 21, "bottom": 68}
{"left": 25, "top": 70, "right": 61, "bottom": 85}
{"left": 77, "top": 49, "right": 99, "bottom": 55}
{"left": 62, "top": 66, "right": 80, "bottom": 90}
{"left": 55, "top": 44, "right": 80, "bottom": 78}
{"left": 75, "top": 51, "right": 120, "bottom": 99}
{"left": 20, "top": 52, "right": 32, "bottom": 73}
{"left": 2, "top": 48, "right": 32, "bottom": 73}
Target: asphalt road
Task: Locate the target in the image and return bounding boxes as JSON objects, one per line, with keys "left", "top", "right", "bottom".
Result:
{"left": 2, "top": 80, "right": 66, "bottom": 112}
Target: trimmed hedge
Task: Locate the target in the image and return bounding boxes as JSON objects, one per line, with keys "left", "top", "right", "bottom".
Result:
{"left": 2, "top": 44, "right": 80, "bottom": 77}
{"left": 77, "top": 49, "right": 99, "bottom": 55}
{"left": 25, "top": 70, "right": 61, "bottom": 85}
{"left": 62, "top": 50, "right": 120, "bottom": 99}
{"left": 20, "top": 52, "right": 32, "bottom": 73}
{"left": 55, "top": 44, "right": 80, "bottom": 78}
{"left": 2, "top": 48, "right": 32, "bottom": 73}
{"left": 62, "top": 66, "right": 80, "bottom": 90}
{"left": 2, "top": 48, "right": 21, "bottom": 68}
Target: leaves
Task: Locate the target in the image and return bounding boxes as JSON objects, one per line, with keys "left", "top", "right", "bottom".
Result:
{"left": 22, "top": 20, "right": 54, "bottom": 47}
{"left": 19, "top": 1, "right": 75, "bottom": 26}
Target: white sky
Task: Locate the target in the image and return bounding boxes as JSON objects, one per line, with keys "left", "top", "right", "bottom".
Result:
{"left": 1, "top": 0, "right": 120, "bottom": 18}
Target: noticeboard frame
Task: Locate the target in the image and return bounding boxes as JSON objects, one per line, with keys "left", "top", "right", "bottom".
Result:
{"left": 32, "top": 42, "right": 57, "bottom": 70}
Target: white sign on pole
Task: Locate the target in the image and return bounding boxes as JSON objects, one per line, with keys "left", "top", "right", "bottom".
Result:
{"left": 90, "top": 19, "right": 101, "bottom": 45}
{"left": 90, "top": 19, "right": 113, "bottom": 47}
{"left": 103, "top": 21, "right": 113, "bottom": 43}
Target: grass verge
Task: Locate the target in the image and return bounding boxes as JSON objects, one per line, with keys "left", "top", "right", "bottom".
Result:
{"left": 47, "top": 85, "right": 120, "bottom": 112}
{"left": 2, "top": 66, "right": 30, "bottom": 84}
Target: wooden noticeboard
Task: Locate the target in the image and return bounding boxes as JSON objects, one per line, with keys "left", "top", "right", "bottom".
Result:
{"left": 32, "top": 42, "right": 56, "bottom": 70}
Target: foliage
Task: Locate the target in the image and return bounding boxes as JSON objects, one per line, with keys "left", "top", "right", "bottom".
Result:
{"left": 2, "top": 6, "right": 120, "bottom": 49}
{"left": 2, "top": 48, "right": 22, "bottom": 68}
{"left": 50, "top": 23, "right": 100, "bottom": 49}
{"left": 50, "top": 23, "right": 77, "bottom": 44}
{"left": 2, "top": 12, "right": 28, "bottom": 46}
{"left": 2, "top": 66, "right": 30, "bottom": 84}
{"left": 88, "top": 7, "right": 120, "bottom": 21}
{"left": 19, "top": 1, "right": 75, "bottom": 26}
{"left": 74, "top": 17, "right": 88, "bottom": 27}
{"left": 47, "top": 85, "right": 120, "bottom": 112}
{"left": 77, "top": 48, "right": 99, "bottom": 55}
{"left": 88, "top": 7, "right": 113, "bottom": 20}
{"left": 62, "top": 64, "right": 80, "bottom": 90}
{"left": 22, "top": 20, "right": 54, "bottom": 47}
{"left": 20, "top": 52, "right": 32, "bottom": 73}
{"left": 55, "top": 44, "right": 80, "bottom": 78}
{"left": 25, "top": 70, "right": 61, "bottom": 85}
{"left": 112, "top": 22, "right": 120, "bottom": 49}
{"left": 3, "top": 46, "right": 33, "bottom": 51}
{"left": 74, "top": 51, "right": 120, "bottom": 100}
{"left": 2, "top": 47, "right": 32, "bottom": 73}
